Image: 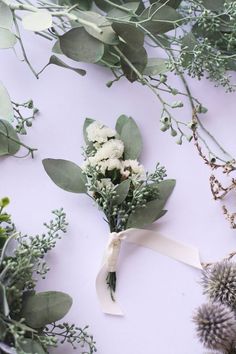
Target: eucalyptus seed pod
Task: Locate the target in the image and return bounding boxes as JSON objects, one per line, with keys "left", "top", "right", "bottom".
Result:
{"left": 193, "top": 302, "right": 236, "bottom": 352}
{"left": 202, "top": 261, "right": 236, "bottom": 309}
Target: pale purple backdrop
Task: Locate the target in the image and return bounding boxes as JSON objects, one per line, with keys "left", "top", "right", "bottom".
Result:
{"left": 0, "top": 30, "right": 236, "bottom": 354}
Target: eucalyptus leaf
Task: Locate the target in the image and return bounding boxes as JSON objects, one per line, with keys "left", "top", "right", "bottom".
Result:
{"left": 43, "top": 158, "right": 87, "bottom": 193}
{"left": 113, "top": 179, "right": 130, "bottom": 204}
{"left": 127, "top": 198, "right": 166, "bottom": 228}
{"left": 21, "top": 291, "right": 72, "bottom": 329}
{"left": 48, "top": 55, "right": 86, "bottom": 76}
{"left": 140, "top": 3, "right": 183, "bottom": 34}
{"left": 112, "top": 22, "right": 144, "bottom": 49}
{"left": 0, "top": 28, "right": 17, "bottom": 49}
{"left": 0, "top": 82, "right": 14, "bottom": 122}
{"left": 95, "top": 0, "right": 139, "bottom": 12}
{"left": 115, "top": 114, "right": 129, "bottom": 135}
{"left": 0, "top": 120, "right": 20, "bottom": 156}
{"left": 107, "top": 2, "right": 140, "bottom": 19}
{"left": 60, "top": 27, "right": 104, "bottom": 63}
{"left": 119, "top": 43, "right": 147, "bottom": 82}
{"left": 157, "top": 179, "right": 176, "bottom": 202}
{"left": 150, "top": 0, "right": 182, "bottom": 8}
{"left": 201, "top": 0, "right": 225, "bottom": 10}
{"left": 77, "top": 11, "right": 119, "bottom": 45}
{"left": 18, "top": 339, "right": 46, "bottom": 354}
{"left": 52, "top": 40, "right": 62, "bottom": 54}
{"left": 0, "top": 283, "right": 9, "bottom": 316}
{"left": 83, "top": 117, "right": 95, "bottom": 144}
{"left": 120, "top": 117, "right": 142, "bottom": 159}
{"left": 0, "top": 2, "right": 13, "bottom": 30}
{"left": 143, "top": 58, "right": 169, "bottom": 76}
{"left": 22, "top": 11, "right": 52, "bottom": 31}
{"left": 181, "top": 32, "right": 197, "bottom": 67}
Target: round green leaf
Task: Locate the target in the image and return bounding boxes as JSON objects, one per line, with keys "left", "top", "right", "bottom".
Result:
{"left": 0, "top": 82, "right": 14, "bottom": 122}
{"left": 0, "top": 3, "right": 13, "bottom": 30}
{"left": 77, "top": 11, "right": 119, "bottom": 45}
{"left": 113, "top": 179, "right": 131, "bottom": 204}
{"left": 43, "top": 158, "right": 87, "bottom": 193}
{"left": 0, "top": 119, "right": 20, "bottom": 156}
{"left": 21, "top": 291, "right": 73, "bottom": 328}
{"left": 143, "top": 58, "right": 169, "bottom": 76}
{"left": 0, "top": 28, "right": 16, "bottom": 49}
{"left": 112, "top": 22, "right": 144, "bottom": 49}
{"left": 60, "top": 27, "right": 104, "bottom": 63}
{"left": 22, "top": 11, "right": 52, "bottom": 31}
{"left": 18, "top": 339, "right": 46, "bottom": 354}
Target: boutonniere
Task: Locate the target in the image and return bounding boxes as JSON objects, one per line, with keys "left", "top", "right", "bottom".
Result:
{"left": 43, "top": 115, "right": 201, "bottom": 315}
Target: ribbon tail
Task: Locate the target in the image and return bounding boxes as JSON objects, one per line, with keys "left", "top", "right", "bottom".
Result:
{"left": 96, "top": 262, "right": 124, "bottom": 316}
{"left": 125, "top": 228, "right": 202, "bottom": 270}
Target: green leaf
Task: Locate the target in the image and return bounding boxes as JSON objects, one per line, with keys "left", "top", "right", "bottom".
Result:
{"left": 112, "top": 22, "right": 144, "bottom": 49}
{"left": 59, "top": 27, "right": 104, "bottom": 63}
{"left": 127, "top": 198, "right": 165, "bottom": 228}
{"left": 77, "top": 11, "right": 119, "bottom": 45}
{"left": 150, "top": 0, "right": 182, "bottom": 8}
{"left": 48, "top": 55, "right": 86, "bottom": 76}
{"left": 76, "top": 0, "right": 93, "bottom": 10}
{"left": 0, "top": 82, "right": 14, "bottom": 122}
{"left": 140, "top": 3, "right": 183, "bottom": 34}
{"left": 143, "top": 58, "right": 169, "bottom": 76}
{"left": 83, "top": 117, "right": 95, "bottom": 144}
{"left": 0, "top": 283, "right": 9, "bottom": 316}
{"left": 0, "top": 120, "right": 20, "bottom": 156}
{"left": 120, "top": 117, "right": 142, "bottom": 159}
{"left": 181, "top": 32, "right": 197, "bottom": 67}
{"left": 158, "top": 179, "right": 176, "bottom": 203}
{"left": 21, "top": 291, "right": 72, "bottom": 329}
{"left": 201, "top": 0, "right": 225, "bottom": 10}
{"left": 119, "top": 43, "right": 147, "bottom": 82}
{"left": 43, "top": 158, "right": 87, "bottom": 193}
{"left": 0, "top": 28, "right": 17, "bottom": 49}
{"left": 52, "top": 39, "right": 62, "bottom": 54}
{"left": 0, "top": 2, "right": 13, "bottom": 30}
{"left": 22, "top": 11, "right": 52, "bottom": 31}
{"left": 18, "top": 339, "right": 46, "bottom": 354}
{"left": 115, "top": 114, "right": 129, "bottom": 135}
{"left": 107, "top": 2, "right": 140, "bottom": 19}
{"left": 127, "top": 179, "right": 176, "bottom": 228}
{"left": 113, "top": 179, "right": 130, "bottom": 204}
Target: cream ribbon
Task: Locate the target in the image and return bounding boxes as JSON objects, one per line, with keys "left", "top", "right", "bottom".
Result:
{"left": 96, "top": 228, "right": 202, "bottom": 316}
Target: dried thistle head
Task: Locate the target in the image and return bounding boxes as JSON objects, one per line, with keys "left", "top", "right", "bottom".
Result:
{"left": 202, "top": 261, "right": 236, "bottom": 309}
{"left": 193, "top": 302, "right": 236, "bottom": 352}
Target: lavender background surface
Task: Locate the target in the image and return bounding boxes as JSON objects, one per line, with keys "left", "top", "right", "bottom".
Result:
{"left": 0, "top": 31, "right": 236, "bottom": 354}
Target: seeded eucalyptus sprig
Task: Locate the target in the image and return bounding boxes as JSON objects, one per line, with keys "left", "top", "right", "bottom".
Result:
{"left": 42, "top": 115, "right": 175, "bottom": 300}
{"left": 0, "top": 82, "right": 38, "bottom": 158}
{"left": 0, "top": 197, "right": 96, "bottom": 354}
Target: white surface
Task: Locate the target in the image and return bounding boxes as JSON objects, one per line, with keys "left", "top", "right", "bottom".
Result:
{"left": 0, "top": 32, "right": 236, "bottom": 354}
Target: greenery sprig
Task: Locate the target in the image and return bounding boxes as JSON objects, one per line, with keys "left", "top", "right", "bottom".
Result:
{"left": 42, "top": 115, "right": 175, "bottom": 299}
{"left": 0, "top": 82, "right": 38, "bottom": 158}
{"left": 0, "top": 197, "right": 96, "bottom": 354}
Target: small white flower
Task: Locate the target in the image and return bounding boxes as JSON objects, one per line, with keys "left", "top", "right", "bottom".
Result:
{"left": 121, "top": 159, "right": 145, "bottom": 178}
{"left": 86, "top": 121, "right": 116, "bottom": 143}
{"left": 97, "top": 178, "right": 114, "bottom": 190}
{"left": 94, "top": 139, "right": 124, "bottom": 161}
{"left": 98, "top": 158, "right": 122, "bottom": 175}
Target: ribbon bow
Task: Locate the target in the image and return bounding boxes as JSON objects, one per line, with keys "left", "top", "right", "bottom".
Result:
{"left": 96, "top": 228, "right": 202, "bottom": 316}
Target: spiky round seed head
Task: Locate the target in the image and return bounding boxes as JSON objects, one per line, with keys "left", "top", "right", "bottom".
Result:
{"left": 193, "top": 302, "right": 236, "bottom": 352}
{"left": 202, "top": 261, "right": 236, "bottom": 309}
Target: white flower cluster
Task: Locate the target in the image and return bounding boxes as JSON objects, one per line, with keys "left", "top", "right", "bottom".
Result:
{"left": 84, "top": 121, "right": 145, "bottom": 181}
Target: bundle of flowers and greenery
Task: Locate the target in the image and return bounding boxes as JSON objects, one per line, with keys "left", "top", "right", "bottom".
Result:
{"left": 42, "top": 115, "right": 175, "bottom": 300}
{"left": 0, "top": 197, "right": 96, "bottom": 354}
{"left": 0, "top": 82, "right": 38, "bottom": 158}
{"left": 1, "top": 0, "right": 236, "bottom": 223}
{"left": 194, "top": 259, "right": 236, "bottom": 354}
